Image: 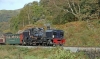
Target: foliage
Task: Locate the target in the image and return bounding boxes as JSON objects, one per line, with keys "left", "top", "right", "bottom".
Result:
{"left": 0, "top": 22, "right": 10, "bottom": 33}
{"left": 50, "top": 47, "right": 76, "bottom": 59}
{"left": 18, "top": 1, "right": 44, "bottom": 26}
{"left": 8, "top": 0, "right": 100, "bottom": 33}
{"left": 0, "top": 45, "right": 89, "bottom": 59}
{"left": 10, "top": 16, "right": 19, "bottom": 33}
{"left": 41, "top": 0, "right": 100, "bottom": 23}
{"left": 9, "top": 1, "right": 44, "bottom": 33}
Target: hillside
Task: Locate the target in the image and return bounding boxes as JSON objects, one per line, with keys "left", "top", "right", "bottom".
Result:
{"left": 55, "top": 20, "right": 100, "bottom": 47}
{"left": 2, "top": 0, "right": 100, "bottom": 46}
{"left": 0, "top": 10, "right": 20, "bottom": 33}
{"left": 18, "top": 19, "right": 100, "bottom": 47}
{"left": 0, "top": 10, "right": 20, "bottom": 22}
{"left": 2, "top": 19, "right": 100, "bottom": 46}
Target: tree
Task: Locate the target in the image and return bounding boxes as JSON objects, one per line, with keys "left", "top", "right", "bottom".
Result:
{"left": 10, "top": 16, "right": 19, "bottom": 33}
{"left": 52, "top": 0, "right": 99, "bottom": 21}
{"left": 31, "top": 1, "right": 44, "bottom": 22}
{"left": 40, "top": 0, "right": 72, "bottom": 24}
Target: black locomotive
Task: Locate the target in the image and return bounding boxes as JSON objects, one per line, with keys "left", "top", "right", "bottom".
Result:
{"left": 21, "top": 27, "right": 65, "bottom": 46}
{"left": 0, "top": 26, "right": 65, "bottom": 46}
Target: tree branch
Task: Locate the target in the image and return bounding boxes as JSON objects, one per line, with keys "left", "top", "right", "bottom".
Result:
{"left": 52, "top": 0, "right": 78, "bottom": 16}
{"left": 78, "top": 3, "right": 81, "bottom": 14}
{"left": 72, "top": 0, "right": 78, "bottom": 14}
{"left": 67, "top": 0, "right": 75, "bottom": 15}
{"left": 52, "top": 0, "right": 70, "bottom": 13}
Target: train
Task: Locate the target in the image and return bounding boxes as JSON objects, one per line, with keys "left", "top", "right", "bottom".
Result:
{"left": 0, "top": 27, "right": 65, "bottom": 46}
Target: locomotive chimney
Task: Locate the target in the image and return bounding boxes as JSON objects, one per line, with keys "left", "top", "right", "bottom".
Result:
{"left": 45, "top": 23, "right": 51, "bottom": 30}
{"left": 47, "top": 26, "right": 50, "bottom": 30}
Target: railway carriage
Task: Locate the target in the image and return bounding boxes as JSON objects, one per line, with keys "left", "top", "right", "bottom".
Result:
{"left": 5, "top": 34, "right": 21, "bottom": 44}
{"left": 0, "top": 34, "right": 5, "bottom": 44}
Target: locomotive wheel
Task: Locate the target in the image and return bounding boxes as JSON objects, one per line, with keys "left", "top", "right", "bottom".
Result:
{"left": 22, "top": 40, "right": 26, "bottom": 46}
{"left": 47, "top": 40, "right": 53, "bottom": 46}
{"left": 60, "top": 44, "right": 63, "bottom": 46}
{"left": 53, "top": 44, "right": 56, "bottom": 47}
{"left": 42, "top": 43, "right": 46, "bottom": 46}
{"left": 47, "top": 42, "right": 50, "bottom": 46}
{"left": 40, "top": 43, "right": 42, "bottom": 46}
{"left": 22, "top": 42, "right": 26, "bottom": 46}
{"left": 36, "top": 43, "right": 39, "bottom": 46}
{"left": 29, "top": 42, "right": 33, "bottom": 46}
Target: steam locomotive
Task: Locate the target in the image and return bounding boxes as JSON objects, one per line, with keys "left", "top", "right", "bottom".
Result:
{"left": 0, "top": 27, "right": 65, "bottom": 46}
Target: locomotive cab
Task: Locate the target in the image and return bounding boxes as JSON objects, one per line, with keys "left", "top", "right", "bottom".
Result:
{"left": 46, "top": 30, "right": 65, "bottom": 46}
{"left": 21, "top": 29, "right": 30, "bottom": 45}
{"left": 53, "top": 30, "right": 64, "bottom": 39}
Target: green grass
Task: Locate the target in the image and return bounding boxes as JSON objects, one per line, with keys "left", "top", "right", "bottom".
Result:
{"left": 0, "top": 45, "right": 89, "bottom": 59}
{"left": 24, "top": 55, "right": 42, "bottom": 59}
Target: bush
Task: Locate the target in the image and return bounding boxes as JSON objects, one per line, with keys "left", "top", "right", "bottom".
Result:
{"left": 49, "top": 47, "right": 80, "bottom": 59}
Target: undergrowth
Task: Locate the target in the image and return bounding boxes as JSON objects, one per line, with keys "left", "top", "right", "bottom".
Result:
{"left": 0, "top": 45, "right": 89, "bottom": 59}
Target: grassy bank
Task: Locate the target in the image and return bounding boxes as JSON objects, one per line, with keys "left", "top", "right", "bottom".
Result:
{"left": 0, "top": 45, "right": 89, "bottom": 59}
{"left": 52, "top": 20, "right": 100, "bottom": 47}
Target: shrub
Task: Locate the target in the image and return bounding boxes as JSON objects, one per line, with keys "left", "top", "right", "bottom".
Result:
{"left": 49, "top": 47, "right": 80, "bottom": 59}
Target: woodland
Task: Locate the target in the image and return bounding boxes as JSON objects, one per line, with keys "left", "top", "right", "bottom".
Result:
{"left": 10, "top": 0, "right": 100, "bottom": 33}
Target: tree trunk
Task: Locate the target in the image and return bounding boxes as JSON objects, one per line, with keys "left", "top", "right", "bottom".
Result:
{"left": 28, "top": 13, "right": 30, "bottom": 24}
{"left": 23, "top": 19, "right": 24, "bottom": 27}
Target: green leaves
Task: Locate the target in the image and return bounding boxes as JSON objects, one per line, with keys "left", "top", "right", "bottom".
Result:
{"left": 9, "top": 0, "right": 100, "bottom": 33}
{"left": 10, "top": 1, "right": 44, "bottom": 33}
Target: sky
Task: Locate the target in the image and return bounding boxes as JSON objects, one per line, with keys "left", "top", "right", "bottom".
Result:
{"left": 0, "top": 0, "right": 40, "bottom": 10}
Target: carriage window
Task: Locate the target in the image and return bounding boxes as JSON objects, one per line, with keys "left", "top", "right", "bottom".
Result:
{"left": 15, "top": 35, "right": 16, "bottom": 38}
{"left": 14, "top": 35, "right": 18, "bottom": 38}
{"left": 14, "top": 35, "right": 16, "bottom": 38}
{"left": 12, "top": 35, "right": 14, "bottom": 38}
{"left": 8, "top": 35, "right": 11, "bottom": 38}
{"left": 16, "top": 36, "right": 17, "bottom": 38}
{"left": 7, "top": 35, "right": 9, "bottom": 38}
{"left": 17, "top": 36, "right": 19, "bottom": 38}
